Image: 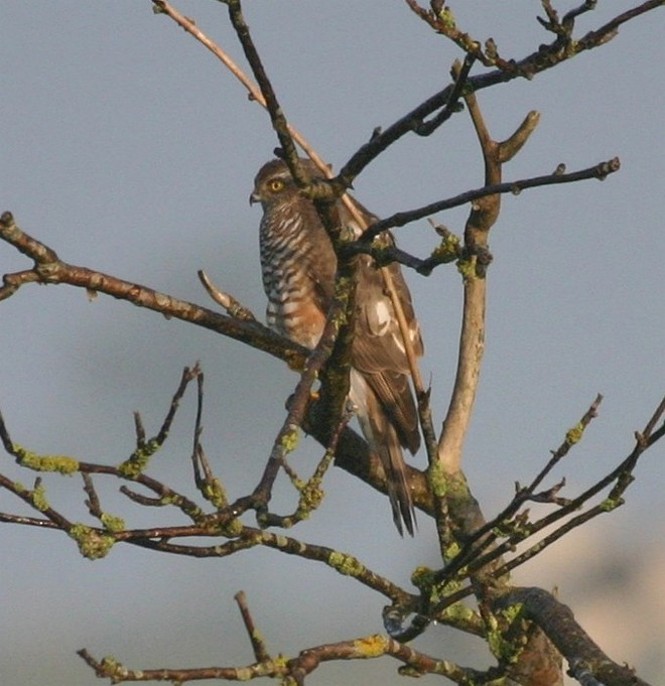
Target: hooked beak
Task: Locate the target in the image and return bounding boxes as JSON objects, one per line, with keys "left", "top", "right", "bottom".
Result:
{"left": 249, "top": 190, "right": 260, "bottom": 206}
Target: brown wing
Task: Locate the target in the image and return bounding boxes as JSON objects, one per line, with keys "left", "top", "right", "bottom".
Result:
{"left": 356, "top": 375, "right": 417, "bottom": 536}
{"left": 281, "top": 162, "right": 423, "bottom": 534}
{"left": 338, "top": 197, "right": 423, "bottom": 454}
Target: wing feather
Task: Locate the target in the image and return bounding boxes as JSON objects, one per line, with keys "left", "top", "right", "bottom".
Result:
{"left": 262, "top": 159, "right": 424, "bottom": 534}
{"left": 336, "top": 198, "right": 423, "bottom": 455}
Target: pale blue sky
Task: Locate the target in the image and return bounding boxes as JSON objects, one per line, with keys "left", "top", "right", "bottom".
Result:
{"left": 1, "top": 3, "right": 663, "bottom": 684}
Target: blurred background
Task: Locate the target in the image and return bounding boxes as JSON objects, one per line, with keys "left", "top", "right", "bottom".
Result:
{"left": 1, "top": 2, "right": 663, "bottom": 684}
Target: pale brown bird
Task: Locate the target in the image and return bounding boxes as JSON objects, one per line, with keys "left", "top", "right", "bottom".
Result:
{"left": 250, "top": 158, "right": 423, "bottom": 535}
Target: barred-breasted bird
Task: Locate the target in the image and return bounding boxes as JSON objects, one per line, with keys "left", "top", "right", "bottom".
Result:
{"left": 250, "top": 158, "right": 423, "bottom": 535}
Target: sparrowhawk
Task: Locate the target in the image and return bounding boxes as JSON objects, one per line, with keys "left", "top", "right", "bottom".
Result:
{"left": 250, "top": 158, "right": 423, "bottom": 535}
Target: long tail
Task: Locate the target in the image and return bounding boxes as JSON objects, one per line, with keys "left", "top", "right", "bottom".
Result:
{"left": 375, "top": 421, "right": 417, "bottom": 536}
{"left": 350, "top": 370, "right": 417, "bottom": 535}
{"left": 361, "top": 402, "right": 416, "bottom": 535}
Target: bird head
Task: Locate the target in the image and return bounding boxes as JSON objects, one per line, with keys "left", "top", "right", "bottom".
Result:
{"left": 249, "top": 158, "right": 322, "bottom": 210}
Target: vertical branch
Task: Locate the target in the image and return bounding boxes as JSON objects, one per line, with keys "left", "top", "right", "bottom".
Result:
{"left": 436, "top": 74, "right": 540, "bottom": 478}
{"left": 435, "top": 94, "right": 493, "bottom": 477}
{"left": 431, "top": 63, "right": 539, "bottom": 555}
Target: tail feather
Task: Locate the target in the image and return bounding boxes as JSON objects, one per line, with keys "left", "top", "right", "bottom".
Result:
{"left": 380, "top": 429, "right": 417, "bottom": 537}
{"left": 350, "top": 369, "right": 417, "bottom": 535}
{"left": 366, "top": 404, "right": 417, "bottom": 536}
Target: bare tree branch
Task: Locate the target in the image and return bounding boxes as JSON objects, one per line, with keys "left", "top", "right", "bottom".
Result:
{"left": 360, "top": 157, "right": 620, "bottom": 242}
{"left": 0, "top": 212, "right": 304, "bottom": 368}
{"left": 2, "top": 2, "right": 663, "bottom": 684}
{"left": 340, "top": 0, "right": 660, "bottom": 181}
{"left": 498, "top": 587, "right": 653, "bottom": 686}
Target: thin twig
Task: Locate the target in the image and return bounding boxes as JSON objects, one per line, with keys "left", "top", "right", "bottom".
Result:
{"left": 443, "top": 395, "right": 604, "bottom": 579}
{"left": 362, "top": 155, "right": 617, "bottom": 241}
{"left": 198, "top": 270, "right": 256, "bottom": 321}
{"left": 342, "top": 1, "right": 659, "bottom": 183}
{"left": 151, "top": 0, "right": 329, "bottom": 172}
{"left": 458, "top": 396, "right": 665, "bottom": 579}
{"left": 78, "top": 632, "right": 492, "bottom": 684}
{"left": 234, "top": 591, "right": 271, "bottom": 663}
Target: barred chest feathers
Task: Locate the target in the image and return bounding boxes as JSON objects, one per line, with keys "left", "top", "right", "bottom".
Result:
{"left": 259, "top": 207, "right": 331, "bottom": 349}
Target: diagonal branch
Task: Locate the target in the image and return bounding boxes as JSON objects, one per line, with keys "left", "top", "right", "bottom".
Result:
{"left": 442, "top": 395, "right": 604, "bottom": 580}
{"left": 340, "top": 0, "right": 661, "bottom": 182}
{"left": 217, "top": 0, "right": 428, "bottom": 430}
{"left": 360, "top": 156, "right": 619, "bottom": 242}
{"left": 0, "top": 212, "right": 304, "bottom": 369}
{"left": 0, "top": 212, "right": 434, "bottom": 517}
{"left": 497, "top": 587, "right": 654, "bottom": 686}
{"left": 151, "top": 0, "right": 332, "bottom": 181}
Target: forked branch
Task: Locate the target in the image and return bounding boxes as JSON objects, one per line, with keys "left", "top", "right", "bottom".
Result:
{"left": 435, "top": 84, "right": 540, "bottom": 479}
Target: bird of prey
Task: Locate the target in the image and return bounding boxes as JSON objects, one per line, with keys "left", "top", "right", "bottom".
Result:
{"left": 250, "top": 158, "right": 423, "bottom": 535}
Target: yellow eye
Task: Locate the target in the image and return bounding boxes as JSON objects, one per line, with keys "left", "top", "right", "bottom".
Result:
{"left": 268, "top": 178, "right": 285, "bottom": 193}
